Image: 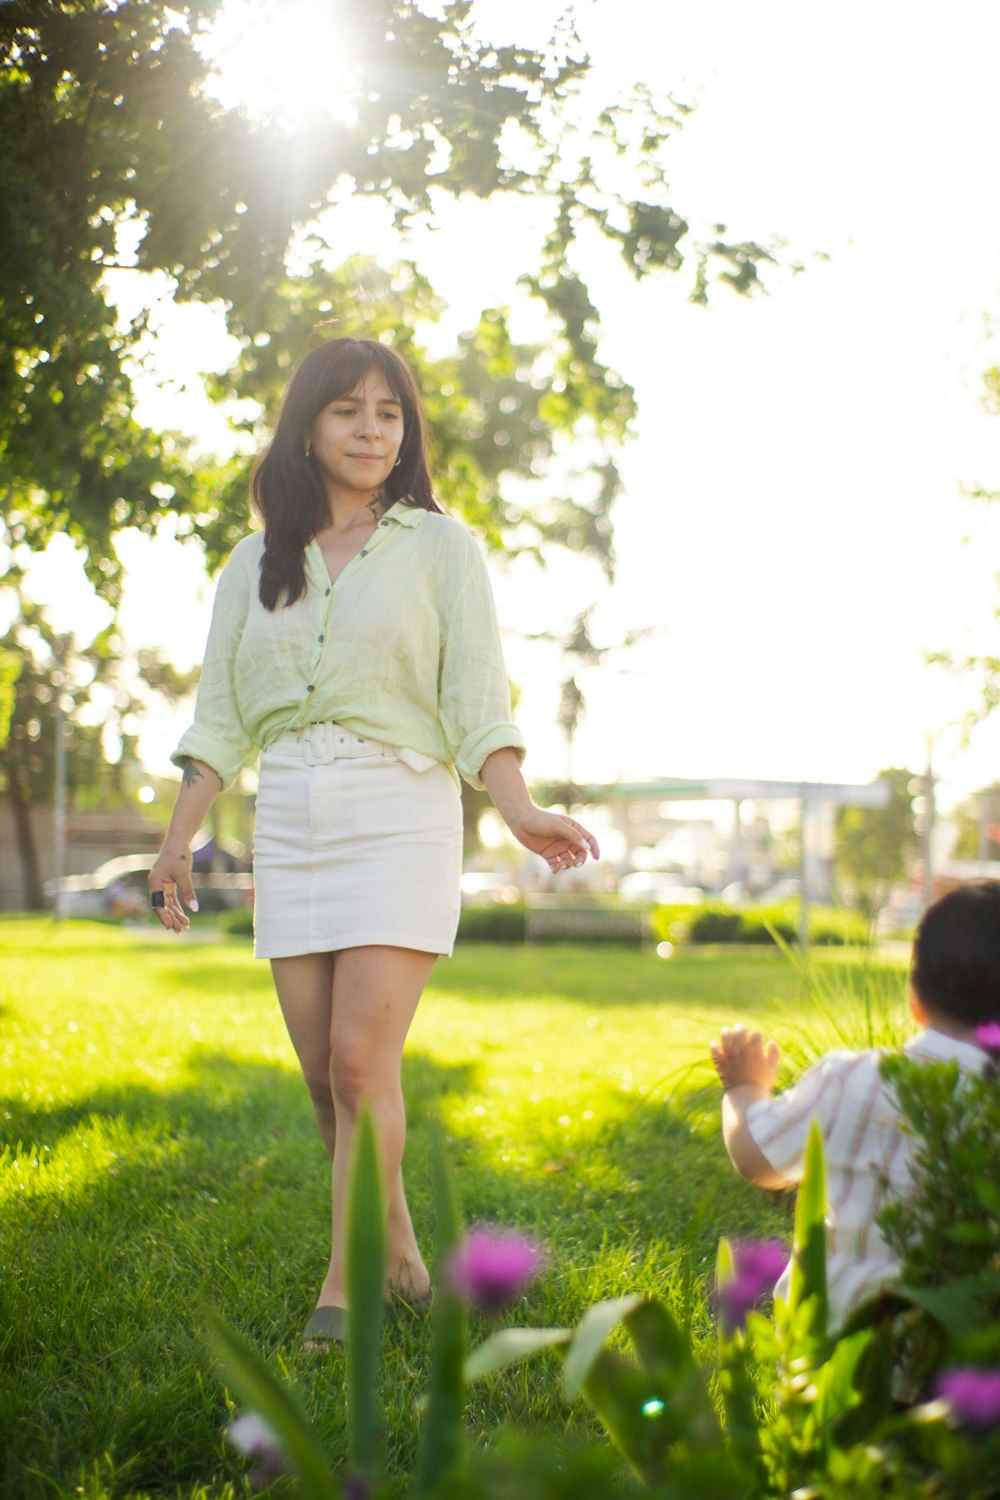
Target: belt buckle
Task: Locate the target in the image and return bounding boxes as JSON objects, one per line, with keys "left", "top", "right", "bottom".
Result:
{"left": 302, "top": 722, "right": 335, "bottom": 766}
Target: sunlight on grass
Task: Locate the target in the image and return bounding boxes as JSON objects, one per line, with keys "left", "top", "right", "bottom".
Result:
{"left": 0, "top": 918, "right": 910, "bottom": 1497}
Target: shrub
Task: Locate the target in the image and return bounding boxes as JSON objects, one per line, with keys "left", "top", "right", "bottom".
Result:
{"left": 219, "top": 906, "right": 254, "bottom": 937}
{"left": 652, "top": 901, "right": 869, "bottom": 948}
{"left": 456, "top": 903, "right": 527, "bottom": 943}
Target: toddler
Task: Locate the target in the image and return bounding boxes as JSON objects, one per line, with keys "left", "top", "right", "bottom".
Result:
{"left": 710, "top": 881, "right": 1000, "bottom": 1330}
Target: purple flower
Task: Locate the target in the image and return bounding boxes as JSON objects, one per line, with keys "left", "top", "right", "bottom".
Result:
{"left": 447, "top": 1227, "right": 542, "bottom": 1311}
{"left": 226, "top": 1412, "right": 288, "bottom": 1489}
{"left": 974, "top": 1022, "right": 1000, "bottom": 1057}
{"left": 937, "top": 1368, "right": 1000, "bottom": 1428}
{"left": 718, "top": 1239, "right": 788, "bottom": 1331}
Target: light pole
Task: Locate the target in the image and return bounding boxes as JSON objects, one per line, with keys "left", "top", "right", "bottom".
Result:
{"left": 52, "top": 651, "right": 68, "bottom": 921}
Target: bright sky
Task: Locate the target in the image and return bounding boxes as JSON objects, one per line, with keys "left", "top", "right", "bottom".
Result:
{"left": 13, "top": 0, "right": 1000, "bottom": 810}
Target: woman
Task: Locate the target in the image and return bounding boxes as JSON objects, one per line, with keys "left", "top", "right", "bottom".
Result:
{"left": 148, "top": 338, "right": 599, "bottom": 1347}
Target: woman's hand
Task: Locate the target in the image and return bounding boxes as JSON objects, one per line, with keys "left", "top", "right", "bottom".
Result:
{"left": 508, "top": 806, "right": 601, "bottom": 875}
{"left": 148, "top": 840, "right": 199, "bottom": 933}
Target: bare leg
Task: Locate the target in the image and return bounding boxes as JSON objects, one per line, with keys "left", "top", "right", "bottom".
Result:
{"left": 271, "top": 953, "right": 338, "bottom": 1154}
{"left": 321, "top": 944, "right": 437, "bottom": 1308}
{"left": 270, "top": 946, "right": 436, "bottom": 1310}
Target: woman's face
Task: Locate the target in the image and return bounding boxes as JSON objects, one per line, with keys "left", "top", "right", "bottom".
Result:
{"left": 308, "top": 370, "right": 404, "bottom": 501}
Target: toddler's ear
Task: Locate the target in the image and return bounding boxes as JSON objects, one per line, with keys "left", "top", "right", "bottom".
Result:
{"left": 908, "top": 984, "right": 928, "bottom": 1026}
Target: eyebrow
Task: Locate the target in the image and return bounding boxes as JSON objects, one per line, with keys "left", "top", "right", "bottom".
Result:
{"left": 333, "top": 394, "right": 403, "bottom": 406}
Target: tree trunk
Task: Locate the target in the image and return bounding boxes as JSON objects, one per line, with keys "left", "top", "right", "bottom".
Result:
{"left": 7, "top": 776, "right": 44, "bottom": 910}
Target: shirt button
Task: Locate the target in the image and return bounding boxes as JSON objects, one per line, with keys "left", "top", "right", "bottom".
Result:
{"left": 306, "top": 684, "right": 315, "bottom": 693}
{"left": 380, "top": 520, "right": 388, "bottom": 526}
{"left": 318, "top": 634, "right": 325, "bottom": 643}
{"left": 360, "top": 549, "right": 368, "bottom": 557}
{"left": 325, "top": 587, "right": 331, "bottom": 596}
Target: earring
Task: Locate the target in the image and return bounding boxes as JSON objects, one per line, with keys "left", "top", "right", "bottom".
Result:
{"left": 305, "top": 443, "right": 312, "bottom": 458}
{"left": 394, "top": 458, "right": 402, "bottom": 468}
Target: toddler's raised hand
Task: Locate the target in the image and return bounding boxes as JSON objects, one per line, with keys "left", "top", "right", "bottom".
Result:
{"left": 710, "top": 1025, "right": 780, "bottom": 1092}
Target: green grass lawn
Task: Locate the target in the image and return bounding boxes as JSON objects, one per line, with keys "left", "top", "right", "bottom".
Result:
{"left": 0, "top": 918, "right": 910, "bottom": 1499}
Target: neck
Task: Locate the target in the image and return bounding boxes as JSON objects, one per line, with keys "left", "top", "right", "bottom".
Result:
{"left": 322, "top": 488, "right": 387, "bottom": 531}
{"left": 923, "top": 1016, "right": 980, "bottom": 1045}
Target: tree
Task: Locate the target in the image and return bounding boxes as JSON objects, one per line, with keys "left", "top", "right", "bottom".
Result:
{"left": 926, "top": 355, "right": 1000, "bottom": 724}
{"left": 834, "top": 766, "right": 917, "bottom": 911}
{"left": 1, "top": 0, "right": 781, "bottom": 596}
{"left": 197, "top": 254, "right": 632, "bottom": 579}
{"left": 949, "top": 784, "right": 1000, "bottom": 861}
{"left": 0, "top": 591, "right": 199, "bottom": 906}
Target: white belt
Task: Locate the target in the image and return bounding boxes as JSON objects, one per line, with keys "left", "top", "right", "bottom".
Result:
{"left": 275, "top": 722, "right": 439, "bottom": 773}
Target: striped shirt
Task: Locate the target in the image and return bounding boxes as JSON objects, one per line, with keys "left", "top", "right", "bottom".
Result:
{"left": 746, "top": 1029, "right": 986, "bottom": 1329}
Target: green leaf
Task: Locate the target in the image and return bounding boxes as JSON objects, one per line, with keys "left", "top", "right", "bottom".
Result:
{"left": 465, "top": 1327, "right": 571, "bottom": 1382}
{"left": 788, "top": 1120, "right": 828, "bottom": 1343}
{"left": 625, "top": 1300, "right": 724, "bottom": 1451}
{"left": 414, "top": 1127, "right": 466, "bottom": 1495}
{"left": 895, "top": 1275, "right": 1000, "bottom": 1333}
{"left": 581, "top": 1344, "right": 667, "bottom": 1486}
{"left": 945, "top": 1220, "right": 993, "bottom": 1244}
{"left": 716, "top": 1236, "right": 737, "bottom": 1358}
{"left": 973, "top": 1176, "right": 1000, "bottom": 1216}
{"left": 205, "top": 1310, "right": 340, "bottom": 1500}
{"left": 829, "top": 1324, "right": 894, "bottom": 1448}
{"left": 562, "top": 1294, "right": 643, "bottom": 1402}
{"left": 346, "top": 1103, "right": 386, "bottom": 1482}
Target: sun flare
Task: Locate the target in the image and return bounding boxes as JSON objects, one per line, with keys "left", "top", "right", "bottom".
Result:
{"left": 201, "top": 0, "right": 358, "bottom": 125}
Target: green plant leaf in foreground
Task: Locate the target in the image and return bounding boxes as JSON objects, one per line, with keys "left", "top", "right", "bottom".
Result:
{"left": 561, "top": 1294, "right": 643, "bottom": 1401}
{"left": 788, "top": 1118, "right": 829, "bottom": 1343}
{"left": 205, "top": 1309, "right": 341, "bottom": 1500}
{"left": 414, "top": 1127, "right": 466, "bottom": 1495}
{"left": 465, "top": 1327, "right": 571, "bottom": 1382}
{"left": 346, "top": 1103, "right": 387, "bottom": 1483}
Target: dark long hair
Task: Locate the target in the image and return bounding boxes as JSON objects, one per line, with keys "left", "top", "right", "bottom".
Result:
{"left": 251, "top": 339, "right": 441, "bottom": 609}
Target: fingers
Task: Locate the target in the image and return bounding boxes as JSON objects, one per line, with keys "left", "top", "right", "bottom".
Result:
{"left": 547, "top": 817, "right": 600, "bottom": 874}
{"left": 709, "top": 1026, "right": 780, "bottom": 1087}
{"left": 148, "top": 864, "right": 197, "bottom": 934}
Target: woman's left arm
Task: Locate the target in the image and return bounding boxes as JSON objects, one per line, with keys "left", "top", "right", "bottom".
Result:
{"left": 480, "top": 747, "right": 600, "bottom": 874}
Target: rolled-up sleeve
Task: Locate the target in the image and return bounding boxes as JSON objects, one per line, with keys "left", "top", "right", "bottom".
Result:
{"left": 745, "top": 1052, "right": 853, "bottom": 1183}
{"left": 171, "top": 551, "right": 257, "bottom": 788}
{"left": 438, "top": 546, "right": 525, "bottom": 790}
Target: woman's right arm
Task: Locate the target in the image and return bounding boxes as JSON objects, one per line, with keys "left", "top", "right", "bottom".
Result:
{"left": 148, "top": 758, "right": 223, "bottom": 933}
{"left": 150, "top": 542, "right": 257, "bottom": 931}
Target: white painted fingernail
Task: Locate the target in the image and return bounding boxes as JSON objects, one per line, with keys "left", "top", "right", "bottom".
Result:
{"left": 189, "top": 898, "right": 199, "bottom": 912}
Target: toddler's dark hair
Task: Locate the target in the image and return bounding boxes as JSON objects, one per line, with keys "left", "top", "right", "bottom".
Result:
{"left": 911, "top": 880, "right": 1000, "bottom": 1026}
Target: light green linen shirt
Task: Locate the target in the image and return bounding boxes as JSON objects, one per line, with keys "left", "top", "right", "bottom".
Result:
{"left": 172, "top": 502, "right": 526, "bottom": 790}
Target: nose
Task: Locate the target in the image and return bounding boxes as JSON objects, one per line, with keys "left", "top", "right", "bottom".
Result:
{"left": 356, "top": 407, "right": 379, "bottom": 437}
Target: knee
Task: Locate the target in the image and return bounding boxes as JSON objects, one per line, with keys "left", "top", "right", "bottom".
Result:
{"left": 302, "top": 1067, "right": 334, "bottom": 1115}
{"left": 330, "top": 1042, "right": 388, "bottom": 1113}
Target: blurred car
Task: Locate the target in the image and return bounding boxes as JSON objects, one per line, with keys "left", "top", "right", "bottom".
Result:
{"left": 755, "top": 877, "right": 801, "bottom": 904}
{"left": 616, "top": 872, "right": 705, "bottom": 905}
{"left": 460, "top": 870, "right": 521, "bottom": 905}
{"left": 48, "top": 853, "right": 253, "bottom": 917}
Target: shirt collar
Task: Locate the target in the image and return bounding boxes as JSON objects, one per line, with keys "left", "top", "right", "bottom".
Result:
{"left": 905, "top": 1027, "right": 988, "bottom": 1074}
{"left": 383, "top": 499, "right": 428, "bottom": 528}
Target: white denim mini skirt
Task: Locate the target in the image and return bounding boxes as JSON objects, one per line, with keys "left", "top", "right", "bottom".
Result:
{"left": 252, "top": 723, "right": 463, "bottom": 960}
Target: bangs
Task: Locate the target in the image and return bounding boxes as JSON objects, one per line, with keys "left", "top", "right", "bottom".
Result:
{"left": 312, "top": 342, "right": 409, "bottom": 414}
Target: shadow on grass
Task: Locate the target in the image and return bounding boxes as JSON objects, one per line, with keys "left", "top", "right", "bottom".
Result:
{"left": 1, "top": 1039, "right": 787, "bottom": 1498}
